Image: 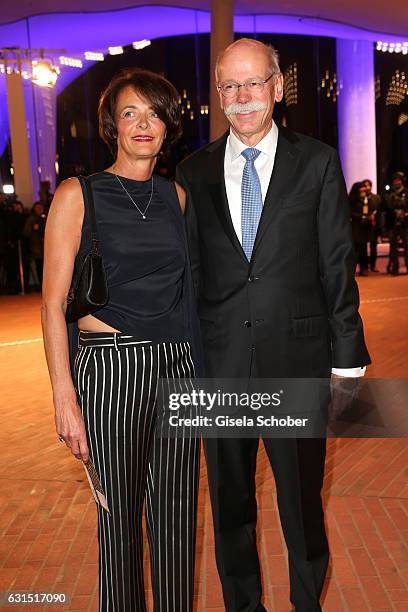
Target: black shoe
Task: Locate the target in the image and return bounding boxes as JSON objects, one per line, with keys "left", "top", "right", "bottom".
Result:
{"left": 370, "top": 267, "right": 379, "bottom": 272}
{"left": 359, "top": 270, "right": 368, "bottom": 276}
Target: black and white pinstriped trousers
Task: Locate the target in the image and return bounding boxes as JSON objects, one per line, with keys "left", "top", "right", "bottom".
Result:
{"left": 74, "top": 331, "right": 200, "bottom": 612}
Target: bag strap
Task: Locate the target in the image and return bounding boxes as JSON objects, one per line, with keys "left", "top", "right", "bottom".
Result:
{"left": 78, "top": 175, "right": 100, "bottom": 255}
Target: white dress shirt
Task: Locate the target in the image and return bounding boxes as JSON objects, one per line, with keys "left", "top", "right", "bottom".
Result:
{"left": 225, "top": 121, "right": 279, "bottom": 241}
{"left": 223, "top": 121, "right": 365, "bottom": 378}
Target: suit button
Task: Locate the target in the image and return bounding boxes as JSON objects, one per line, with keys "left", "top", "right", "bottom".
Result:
{"left": 248, "top": 276, "right": 253, "bottom": 282}
{"left": 244, "top": 320, "right": 252, "bottom": 327}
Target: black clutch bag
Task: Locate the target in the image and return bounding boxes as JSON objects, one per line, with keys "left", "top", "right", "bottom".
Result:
{"left": 65, "top": 176, "right": 108, "bottom": 323}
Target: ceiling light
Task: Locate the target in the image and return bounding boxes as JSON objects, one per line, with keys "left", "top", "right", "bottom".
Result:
{"left": 59, "top": 56, "right": 83, "bottom": 68}
{"left": 132, "top": 40, "right": 151, "bottom": 50}
{"left": 31, "top": 59, "right": 59, "bottom": 88}
{"left": 108, "top": 46, "right": 124, "bottom": 55}
{"left": 84, "top": 51, "right": 104, "bottom": 61}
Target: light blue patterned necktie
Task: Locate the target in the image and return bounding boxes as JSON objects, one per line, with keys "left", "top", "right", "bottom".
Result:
{"left": 241, "top": 147, "right": 262, "bottom": 261}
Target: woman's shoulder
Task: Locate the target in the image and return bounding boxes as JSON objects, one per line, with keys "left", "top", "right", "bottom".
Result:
{"left": 55, "top": 176, "right": 82, "bottom": 197}
{"left": 47, "top": 177, "right": 84, "bottom": 221}
{"left": 50, "top": 177, "right": 83, "bottom": 210}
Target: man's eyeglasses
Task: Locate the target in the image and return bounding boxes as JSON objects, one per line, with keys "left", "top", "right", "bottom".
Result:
{"left": 217, "top": 73, "right": 278, "bottom": 98}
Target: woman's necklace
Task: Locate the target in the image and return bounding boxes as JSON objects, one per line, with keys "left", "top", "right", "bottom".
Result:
{"left": 114, "top": 174, "right": 154, "bottom": 220}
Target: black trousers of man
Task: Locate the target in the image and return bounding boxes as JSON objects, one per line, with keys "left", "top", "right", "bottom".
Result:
{"left": 204, "top": 434, "right": 328, "bottom": 612}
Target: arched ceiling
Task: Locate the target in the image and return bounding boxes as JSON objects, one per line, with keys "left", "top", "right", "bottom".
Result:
{"left": 1, "top": 0, "right": 408, "bottom": 38}
{"left": 0, "top": 2, "right": 407, "bottom": 158}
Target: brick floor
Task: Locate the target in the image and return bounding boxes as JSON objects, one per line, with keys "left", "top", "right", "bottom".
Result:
{"left": 0, "top": 265, "right": 407, "bottom": 610}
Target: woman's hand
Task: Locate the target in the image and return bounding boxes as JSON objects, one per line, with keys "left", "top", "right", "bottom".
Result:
{"left": 54, "top": 389, "right": 89, "bottom": 462}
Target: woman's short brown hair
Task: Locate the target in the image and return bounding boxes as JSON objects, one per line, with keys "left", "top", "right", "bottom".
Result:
{"left": 98, "top": 67, "right": 182, "bottom": 155}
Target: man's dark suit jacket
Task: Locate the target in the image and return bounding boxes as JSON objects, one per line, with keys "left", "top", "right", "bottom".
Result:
{"left": 176, "top": 125, "right": 371, "bottom": 379}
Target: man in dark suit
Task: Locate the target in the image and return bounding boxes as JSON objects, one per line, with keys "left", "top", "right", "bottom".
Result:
{"left": 176, "top": 39, "right": 371, "bottom": 612}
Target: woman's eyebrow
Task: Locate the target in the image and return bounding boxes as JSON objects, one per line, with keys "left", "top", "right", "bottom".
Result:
{"left": 118, "top": 104, "right": 155, "bottom": 113}
{"left": 118, "top": 104, "right": 137, "bottom": 112}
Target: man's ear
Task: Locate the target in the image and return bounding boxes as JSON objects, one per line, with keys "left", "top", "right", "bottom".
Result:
{"left": 274, "top": 73, "right": 284, "bottom": 103}
{"left": 219, "top": 92, "right": 225, "bottom": 110}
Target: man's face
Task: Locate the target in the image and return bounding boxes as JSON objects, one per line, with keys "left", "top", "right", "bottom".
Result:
{"left": 217, "top": 44, "right": 283, "bottom": 145}
{"left": 363, "top": 181, "right": 372, "bottom": 195}
{"left": 392, "top": 178, "right": 403, "bottom": 191}
{"left": 33, "top": 203, "right": 44, "bottom": 216}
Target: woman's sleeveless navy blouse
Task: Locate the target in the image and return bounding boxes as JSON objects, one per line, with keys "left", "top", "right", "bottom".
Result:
{"left": 77, "top": 172, "right": 187, "bottom": 343}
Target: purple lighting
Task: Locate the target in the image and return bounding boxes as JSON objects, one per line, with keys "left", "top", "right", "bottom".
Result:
{"left": 0, "top": 5, "right": 403, "bottom": 188}
{"left": 336, "top": 40, "right": 377, "bottom": 192}
{"left": 1, "top": 6, "right": 403, "bottom": 152}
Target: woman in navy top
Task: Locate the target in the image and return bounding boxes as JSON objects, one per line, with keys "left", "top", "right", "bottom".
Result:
{"left": 42, "top": 68, "right": 201, "bottom": 612}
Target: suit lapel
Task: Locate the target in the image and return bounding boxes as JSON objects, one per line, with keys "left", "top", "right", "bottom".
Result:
{"left": 207, "top": 133, "right": 248, "bottom": 264}
{"left": 204, "top": 126, "right": 301, "bottom": 264}
{"left": 252, "top": 126, "right": 301, "bottom": 258}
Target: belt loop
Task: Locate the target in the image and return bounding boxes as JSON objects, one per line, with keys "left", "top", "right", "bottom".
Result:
{"left": 113, "top": 333, "right": 119, "bottom": 351}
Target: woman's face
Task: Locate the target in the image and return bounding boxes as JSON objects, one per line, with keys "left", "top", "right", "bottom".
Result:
{"left": 115, "top": 86, "right": 166, "bottom": 160}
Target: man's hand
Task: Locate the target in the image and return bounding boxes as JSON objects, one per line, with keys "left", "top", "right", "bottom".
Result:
{"left": 329, "top": 373, "right": 361, "bottom": 421}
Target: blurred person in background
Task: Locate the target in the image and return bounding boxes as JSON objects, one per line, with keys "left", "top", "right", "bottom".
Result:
{"left": 384, "top": 171, "right": 408, "bottom": 275}
{"left": 349, "top": 182, "right": 376, "bottom": 276}
{"left": 0, "top": 194, "right": 7, "bottom": 292}
{"left": 4, "top": 200, "right": 27, "bottom": 294}
{"left": 362, "top": 179, "right": 381, "bottom": 272}
{"left": 23, "top": 202, "right": 47, "bottom": 290}
{"left": 33, "top": 180, "right": 54, "bottom": 213}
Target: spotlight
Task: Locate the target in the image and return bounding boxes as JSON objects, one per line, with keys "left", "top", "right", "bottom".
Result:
{"left": 3, "top": 184, "right": 14, "bottom": 195}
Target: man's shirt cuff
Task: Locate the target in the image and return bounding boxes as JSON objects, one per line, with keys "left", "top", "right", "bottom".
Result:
{"left": 331, "top": 367, "right": 366, "bottom": 377}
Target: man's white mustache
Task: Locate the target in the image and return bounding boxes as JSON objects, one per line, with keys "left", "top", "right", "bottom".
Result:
{"left": 224, "top": 101, "right": 267, "bottom": 116}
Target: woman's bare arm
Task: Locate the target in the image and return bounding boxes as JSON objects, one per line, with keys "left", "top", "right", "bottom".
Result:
{"left": 41, "top": 177, "right": 89, "bottom": 461}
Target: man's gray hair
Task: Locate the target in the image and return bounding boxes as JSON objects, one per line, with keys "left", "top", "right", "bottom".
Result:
{"left": 215, "top": 38, "right": 280, "bottom": 81}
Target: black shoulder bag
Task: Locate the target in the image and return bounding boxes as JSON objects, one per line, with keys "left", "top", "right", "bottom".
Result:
{"left": 65, "top": 176, "right": 108, "bottom": 323}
